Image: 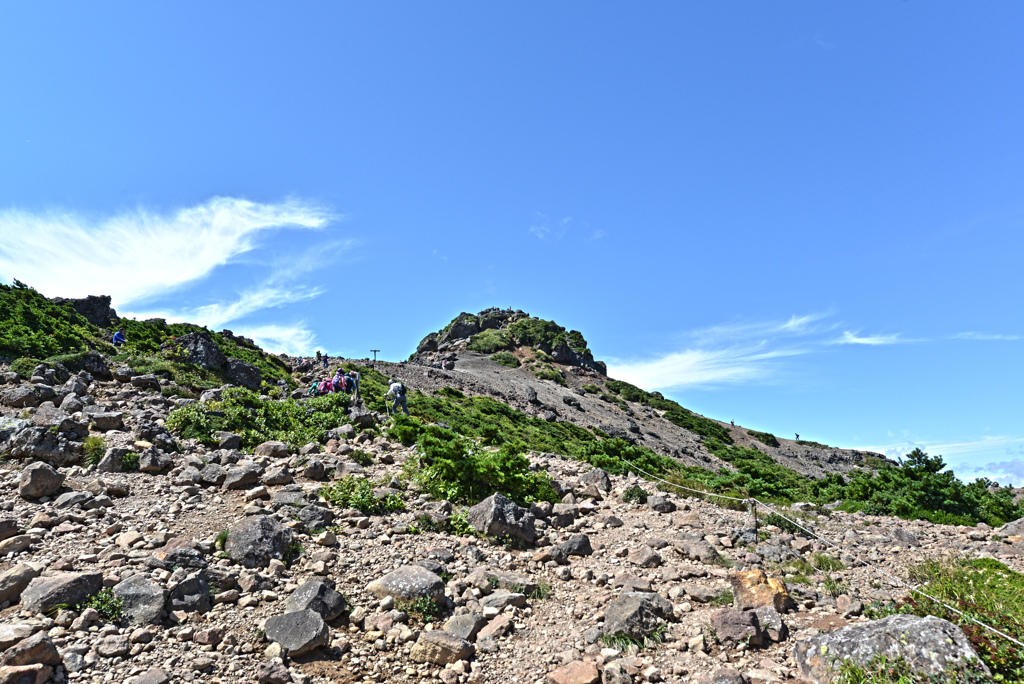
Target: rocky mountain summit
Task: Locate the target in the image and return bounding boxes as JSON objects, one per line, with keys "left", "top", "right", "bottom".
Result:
{"left": 0, "top": 286, "right": 1020, "bottom": 684}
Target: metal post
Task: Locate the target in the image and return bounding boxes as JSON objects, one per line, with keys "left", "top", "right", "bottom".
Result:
{"left": 750, "top": 498, "right": 758, "bottom": 538}
{"left": 370, "top": 349, "right": 380, "bottom": 367}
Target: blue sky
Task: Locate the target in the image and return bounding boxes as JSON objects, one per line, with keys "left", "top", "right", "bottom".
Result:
{"left": 1, "top": 3, "right": 1022, "bottom": 481}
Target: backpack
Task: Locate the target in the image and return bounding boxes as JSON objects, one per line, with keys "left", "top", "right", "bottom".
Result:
{"left": 394, "top": 382, "right": 406, "bottom": 396}
{"left": 318, "top": 380, "right": 333, "bottom": 394}
{"left": 344, "top": 376, "right": 354, "bottom": 391}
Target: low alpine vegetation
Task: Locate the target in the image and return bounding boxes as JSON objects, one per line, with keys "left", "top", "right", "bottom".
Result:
{"left": 318, "top": 477, "right": 405, "bottom": 515}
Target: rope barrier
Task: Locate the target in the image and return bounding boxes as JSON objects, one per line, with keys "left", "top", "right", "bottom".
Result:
{"left": 616, "top": 458, "right": 1024, "bottom": 651}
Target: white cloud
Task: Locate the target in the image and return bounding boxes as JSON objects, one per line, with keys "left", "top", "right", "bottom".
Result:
{"left": 833, "top": 331, "right": 904, "bottom": 346}
{"left": 608, "top": 344, "right": 805, "bottom": 390}
{"left": 234, "top": 324, "right": 318, "bottom": 357}
{"left": 0, "top": 196, "right": 333, "bottom": 307}
{"left": 126, "top": 285, "right": 325, "bottom": 330}
{"left": 953, "top": 332, "right": 1020, "bottom": 341}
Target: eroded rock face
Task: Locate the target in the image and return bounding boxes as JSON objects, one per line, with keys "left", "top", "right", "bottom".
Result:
{"left": 171, "top": 332, "right": 228, "bottom": 371}
{"left": 224, "top": 516, "right": 294, "bottom": 569}
{"left": 466, "top": 493, "right": 536, "bottom": 545}
{"left": 793, "top": 615, "right": 987, "bottom": 683}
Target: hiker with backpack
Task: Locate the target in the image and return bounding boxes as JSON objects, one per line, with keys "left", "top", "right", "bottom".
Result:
{"left": 348, "top": 370, "right": 360, "bottom": 398}
{"left": 322, "top": 354, "right": 329, "bottom": 369}
{"left": 386, "top": 378, "right": 409, "bottom": 416}
{"left": 112, "top": 328, "right": 126, "bottom": 347}
{"left": 332, "top": 368, "right": 345, "bottom": 393}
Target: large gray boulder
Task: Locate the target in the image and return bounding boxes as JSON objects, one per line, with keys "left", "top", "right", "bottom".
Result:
{"left": 466, "top": 493, "right": 536, "bottom": 545}
{"left": 671, "top": 539, "right": 723, "bottom": 565}
{"left": 0, "top": 387, "right": 37, "bottom": 409}
{"left": 167, "top": 572, "right": 211, "bottom": 614}
{"left": 602, "top": 592, "right": 665, "bottom": 641}
{"left": 283, "top": 580, "right": 347, "bottom": 621}
{"left": 225, "top": 359, "right": 261, "bottom": 391}
{"left": 579, "top": 468, "right": 611, "bottom": 492}
{"left": 113, "top": 575, "right": 165, "bottom": 624}
{"left": 6, "top": 427, "right": 80, "bottom": 466}
{"left": 172, "top": 331, "right": 227, "bottom": 371}
{"left": 443, "top": 614, "right": 488, "bottom": 642}
{"left": 0, "top": 632, "right": 61, "bottom": 667}
{"left": 264, "top": 609, "right": 329, "bottom": 656}
{"left": 410, "top": 631, "right": 474, "bottom": 665}
{"left": 711, "top": 609, "right": 763, "bottom": 649}
{"left": 366, "top": 565, "right": 445, "bottom": 605}
{"left": 438, "top": 313, "right": 480, "bottom": 344}
{"left": 297, "top": 505, "right": 334, "bottom": 531}
{"left": 224, "top": 516, "right": 294, "bottom": 568}
{"left": 253, "top": 441, "right": 289, "bottom": 459}
{"left": 21, "top": 572, "right": 102, "bottom": 614}
{"left": 18, "top": 462, "right": 64, "bottom": 499}
{"left": 88, "top": 412, "right": 124, "bottom": 432}
{"left": 793, "top": 614, "right": 987, "bottom": 683}
{"left": 51, "top": 295, "right": 117, "bottom": 327}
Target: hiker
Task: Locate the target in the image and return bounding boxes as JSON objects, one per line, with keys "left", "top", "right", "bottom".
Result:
{"left": 112, "top": 328, "right": 126, "bottom": 347}
{"left": 795, "top": 433, "right": 800, "bottom": 440}
{"left": 322, "top": 354, "right": 329, "bottom": 369}
{"left": 332, "top": 368, "right": 345, "bottom": 393}
{"left": 315, "top": 350, "right": 322, "bottom": 362}
{"left": 348, "top": 369, "right": 361, "bottom": 398}
{"left": 386, "top": 378, "right": 409, "bottom": 416}
{"left": 731, "top": 420, "right": 735, "bottom": 427}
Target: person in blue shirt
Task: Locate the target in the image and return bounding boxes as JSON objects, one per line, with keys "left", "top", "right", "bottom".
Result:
{"left": 112, "top": 329, "right": 126, "bottom": 347}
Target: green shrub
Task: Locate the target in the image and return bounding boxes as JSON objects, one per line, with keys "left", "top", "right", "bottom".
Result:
{"left": 622, "top": 486, "right": 649, "bottom": 504}
{"left": 533, "top": 364, "right": 566, "bottom": 386}
{"left": 82, "top": 588, "right": 123, "bottom": 622}
{"left": 812, "top": 553, "right": 844, "bottom": 573}
{"left": 83, "top": 436, "right": 106, "bottom": 467}
{"left": 411, "top": 428, "right": 558, "bottom": 506}
{"left": 396, "top": 596, "right": 442, "bottom": 623}
{"left": 490, "top": 351, "right": 521, "bottom": 368}
{"left": 9, "top": 358, "right": 41, "bottom": 378}
{"left": 831, "top": 655, "right": 990, "bottom": 684}
{"left": 386, "top": 414, "right": 422, "bottom": 447}
{"left": 663, "top": 409, "right": 733, "bottom": 444}
{"left": 467, "top": 329, "right": 512, "bottom": 354}
{"left": 762, "top": 512, "right": 804, "bottom": 534}
{"left": 166, "top": 387, "right": 351, "bottom": 451}
{"left": 318, "top": 477, "right": 405, "bottom": 515}
{"left": 747, "top": 430, "right": 780, "bottom": 448}
{"left": 796, "top": 439, "right": 831, "bottom": 449}
{"left": 121, "top": 452, "right": 140, "bottom": 472}
{"left": 581, "top": 384, "right": 601, "bottom": 394}
{"left": 349, "top": 450, "right": 374, "bottom": 467}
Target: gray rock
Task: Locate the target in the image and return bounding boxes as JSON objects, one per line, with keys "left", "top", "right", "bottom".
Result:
{"left": 283, "top": 580, "right": 347, "bottom": 621}
{"left": 602, "top": 662, "right": 634, "bottom": 684}
{"left": 0, "top": 564, "right": 41, "bottom": 605}
{"left": 443, "top": 613, "right": 488, "bottom": 642}
{"left": 892, "top": 528, "right": 921, "bottom": 547}
{"left": 349, "top": 400, "right": 375, "bottom": 429}
{"left": 466, "top": 493, "right": 536, "bottom": 545}
{"left": 264, "top": 609, "right": 329, "bottom": 656}
{"left": 63, "top": 652, "right": 86, "bottom": 673}
{"left": 224, "top": 516, "right": 294, "bottom": 568}
{"left": 0, "top": 520, "right": 17, "bottom": 542}
{"left": 579, "top": 468, "right": 611, "bottom": 492}
{"left": 199, "top": 464, "right": 227, "bottom": 486}
{"left": 173, "top": 331, "right": 227, "bottom": 371}
{"left": 60, "top": 394, "right": 84, "bottom": 413}
{"left": 21, "top": 572, "right": 102, "bottom": 614}
{"left": 480, "top": 591, "right": 526, "bottom": 611}
{"left": 1, "top": 387, "right": 37, "bottom": 409}
{"left": 793, "top": 614, "right": 987, "bottom": 683}
{"left": 602, "top": 593, "right": 664, "bottom": 641}
{"left": 647, "top": 496, "right": 676, "bottom": 513}
{"left": 53, "top": 491, "right": 91, "bottom": 509}
{"left": 18, "top": 462, "right": 64, "bottom": 499}
{"left": 755, "top": 544, "right": 798, "bottom": 563}
{"left": 556, "top": 534, "right": 594, "bottom": 557}
{"left": 261, "top": 465, "right": 293, "bottom": 486}
{"left": 215, "top": 432, "right": 241, "bottom": 450}
{"left": 113, "top": 575, "right": 166, "bottom": 624}
{"left": 88, "top": 412, "right": 124, "bottom": 432}
{"left": 6, "top": 427, "right": 80, "bottom": 467}
{"left": 254, "top": 441, "right": 289, "bottom": 459}
{"left": 366, "top": 565, "right": 445, "bottom": 605}
{"left": 752, "top": 606, "right": 788, "bottom": 642}
{"left": 710, "top": 609, "right": 763, "bottom": 649}
{"left": 0, "top": 631, "right": 61, "bottom": 667}
{"left": 125, "top": 668, "right": 170, "bottom": 684}
{"left": 298, "top": 505, "right": 335, "bottom": 531}
{"left": 167, "top": 572, "right": 211, "bottom": 613}
{"left": 256, "top": 661, "right": 292, "bottom": 684}
{"left": 222, "top": 466, "right": 260, "bottom": 490}
{"left": 709, "top": 669, "right": 748, "bottom": 684}
{"left": 138, "top": 448, "right": 172, "bottom": 473}
{"left": 96, "top": 448, "right": 129, "bottom": 474}
{"left": 410, "top": 631, "right": 474, "bottom": 665}
{"left": 225, "top": 358, "right": 261, "bottom": 391}
{"left": 130, "top": 375, "right": 161, "bottom": 391}
{"left": 95, "top": 634, "right": 130, "bottom": 657}
{"left": 301, "top": 459, "right": 327, "bottom": 480}
{"left": 51, "top": 295, "right": 116, "bottom": 327}
{"left": 671, "top": 539, "right": 723, "bottom": 565}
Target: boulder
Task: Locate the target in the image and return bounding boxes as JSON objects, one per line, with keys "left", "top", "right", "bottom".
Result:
{"left": 51, "top": 295, "right": 116, "bottom": 327}
{"left": 254, "top": 441, "right": 289, "bottom": 459}
{"left": 130, "top": 375, "right": 161, "bottom": 391}
{"left": 167, "top": 572, "right": 211, "bottom": 614}
{"left": 0, "top": 625, "right": 35, "bottom": 651}
{"left": 224, "top": 516, "right": 294, "bottom": 568}
{"left": 556, "top": 534, "right": 593, "bottom": 557}
{"left": 264, "top": 609, "right": 329, "bottom": 656}
{"left": 88, "top": 412, "right": 124, "bottom": 432}
{"left": 366, "top": 565, "right": 445, "bottom": 605}
{"left": 215, "top": 432, "right": 242, "bottom": 450}
{"left": 21, "top": 572, "right": 102, "bottom": 614}
{"left": 0, "top": 632, "right": 61, "bottom": 667}
{"left": 348, "top": 400, "right": 375, "bottom": 429}
{"left": 297, "top": 505, "right": 334, "bottom": 531}
{"left": 602, "top": 593, "right": 664, "bottom": 641}
{"left": 409, "top": 631, "right": 474, "bottom": 665}
{"left": 7, "top": 428, "right": 80, "bottom": 467}
{"left": 172, "top": 331, "right": 227, "bottom": 370}
{"left": 466, "top": 493, "right": 536, "bottom": 545}
{"left": 283, "top": 580, "right": 347, "bottom": 621}
{"left": 96, "top": 448, "right": 128, "bottom": 474}
{"left": 710, "top": 609, "right": 763, "bottom": 649}
{"left": 0, "top": 564, "right": 41, "bottom": 606}
{"left": 647, "top": 496, "right": 676, "bottom": 513}
{"left": 18, "top": 463, "right": 64, "bottom": 499}
{"left": 224, "top": 358, "right": 261, "bottom": 391}
{"left": 113, "top": 575, "right": 165, "bottom": 624}
{"left": 0, "top": 387, "right": 37, "bottom": 409}
{"left": 546, "top": 660, "right": 600, "bottom": 684}
{"left": 0, "top": 537, "right": 31, "bottom": 556}
{"left": 672, "top": 539, "right": 723, "bottom": 565}
{"left": 0, "top": 663, "right": 53, "bottom": 684}
{"left": 793, "top": 615, "right": 986, "bottom": 683}
{"left": 752, "top": 606, "right": 788, "bottom": 643}
{"left": 222, "top": 466, "right": 260, "bottom": 490}
{"left": 256, "top": 661, "right": 292, "bottom": 684}
{"left": 729, "top": 569, "right": 796, "bottom": 613}
{"left": 125, "top": 668, "right": 170, "bottom": 684}
{"left": 138, "top": 448, "right": 172, "bottom": 473}
{"left": 579, "top": 468, "right": 611, "bottom": 492}
{"left": 443, "top": 613, "right": 488, "bottom": 642}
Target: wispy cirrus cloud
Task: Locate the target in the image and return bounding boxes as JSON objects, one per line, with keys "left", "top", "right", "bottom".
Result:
{"left": 832, "top": 331, "right": 906, "bottom": 346}
{"left": 127, "top": 285, "right": 326, "bottom": 331}
{"left": 952, "top": 332, "right": 1020, "bottom": 341}
{"left": 234, "top": 324, "right": 318, "bottom": 357}
{"left": 0, "top": 196, "right": 334, "bottom": 307}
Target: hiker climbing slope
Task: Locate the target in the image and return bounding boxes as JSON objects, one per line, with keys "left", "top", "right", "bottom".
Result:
{"left": 386, "top": 378, "right": 409, "bottom": 416}
{"left": 112, "top": 328, "right": 126, "bottom": 347}
{"left": 348, "top": 370, "right": 361, "bottom": 398}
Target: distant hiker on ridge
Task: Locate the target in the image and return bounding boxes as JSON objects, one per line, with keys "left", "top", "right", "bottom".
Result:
{"left": 112, "top": 328, "right": 126, "bottom": 347}
{"left": 322, "top": 354, "right": 329, "bottom": 369}
{"left": 387, "top": 378, "right": 409, "bottom": 416}
{"left": 795, "top": 433, "right": 800, "bottom": 440}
